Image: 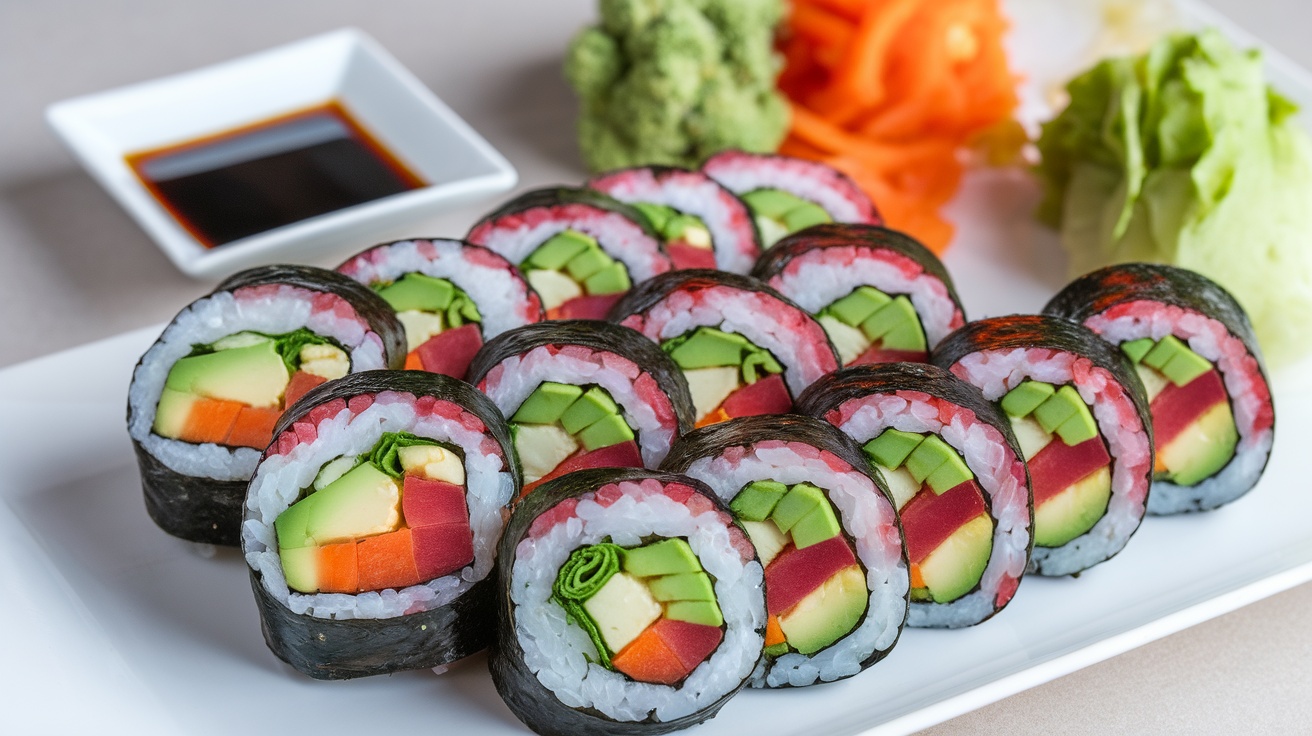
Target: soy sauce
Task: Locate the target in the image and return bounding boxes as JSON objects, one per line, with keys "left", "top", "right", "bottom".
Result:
{"left": 127, "top": 102, "right": 425, "bottom": 248}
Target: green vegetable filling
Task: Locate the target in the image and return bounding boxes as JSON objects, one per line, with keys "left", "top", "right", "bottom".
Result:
{"left": 660, "top": 326, "right": 782, "bottom": 384}
{"left": 633, "top": 203, "right": 713, "bottom": 250}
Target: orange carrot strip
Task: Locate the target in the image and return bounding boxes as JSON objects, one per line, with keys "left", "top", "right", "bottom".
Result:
{"left": 356, "top": 528, "right": 421, "bottom": 591}
{"left": 696, "top": 408, "right": 731, "bottom": 429}
{"left": 226, "top": 406, "right": 282, "bottom": 449}
{"left": 318, "top": 542, "right": 360, "bottom": 593}
{"left": 791, "top": 3, "right": 854, "bottom": 51}
{"left": 765, "top": 615, "right": 786, "bottom": 647}
{"left": 611, "top": 625, "right": 687, "bottom": 685}
{"left": 404, "top": 352, "right": 423, "bottom": 371}
{"left": 910, "top": 563, "right": 925, "bottom": 589}
{"left": 178, "top": 397, "right": 244, "bottom": 445}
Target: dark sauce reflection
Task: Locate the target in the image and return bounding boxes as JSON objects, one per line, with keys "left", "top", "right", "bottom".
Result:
{"left": 127, "top": 102, "right": 425, "bottom": 248}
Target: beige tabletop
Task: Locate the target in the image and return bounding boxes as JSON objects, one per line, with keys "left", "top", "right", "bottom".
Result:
{"left": 2, "top": 0, "right": 1310, "bottom": 733}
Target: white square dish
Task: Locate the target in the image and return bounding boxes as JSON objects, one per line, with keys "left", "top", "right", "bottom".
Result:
{"left": 46, "top": 28, "right": 517, "bottom": 279}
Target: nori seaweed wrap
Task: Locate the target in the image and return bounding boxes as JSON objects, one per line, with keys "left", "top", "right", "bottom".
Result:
{"left": 796, "top": 363, "right": 1032, "bottom": 626}
{"left": 1043, "top": 263, "right": 1275, "bottom": 513}
{"left": 932, "top": 316, "right": 1154, "bottom": 575}
{"left": 752, "top": 224, "right": 966, "bottom": 366}
{"left": 490, "top": 467, "right": 764, "bottom": 736}
{"left": 468, "top": 321, "right": 696, "bottom": 493}
{"left": 466, "top": 187, "right": 672, "bottom": 320}
{"left": 660, "top": 414, "right": 909, "bottom": 686}
{"left": 242, "top": 370, "right": 518, "bottom": 679}
{"left": 127, "top": 265, "right": 405, "bottom": 546}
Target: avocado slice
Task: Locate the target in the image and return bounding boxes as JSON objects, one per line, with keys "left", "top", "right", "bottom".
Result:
{"left": 878, "top": 321, "right": 928, "bottom": 352}
{"left": 859, "top": 296, "right": 919, "bottom": 342}
{"left": 376, "top": 272, "right": 455, "bottom": 313}
{"left": 634, "top": 202, "right": 676, "bottom": 232}
{"left": 1159, "top": 401, "right": 1239, "bottom": 486}
{"left": 560, "top": 386, "right": 620, "bottom": 435}
{"left": 664, "top": 599, "right": 724, "bottom": 627}
{"left": 526, "top": 230, "right": 593, "bottom": 270}
{"left": 665, "top": 214, "right": 712, "bottom": 248}
{"left": 577, "top": 413, "right": 635, "bottom": 451}
{"left": 777, "top": 565, "right": 866, "bottom": 654}
{"left": 789, "top": 503, "right": 843, "bottom": 549}
{"left": 304, "top": 462, "right": 402, "bottom": 545}
{"left": 513, "top": 382, "right": 585, "bottom": 425}
{"left": 771, "top": 483, "right": 826, "bottom": 533}
{"left": 1032, "top": 385, "right": 1084, "bottom": 434}
{"left": 1000, "top": 380, "right": 1055, "bottom": 418}
{"left": 280, "top": 546, "right": 320, "bottom": 593}
{"left": 648, "top": 571, "right": 715, "bottom": 602}
{"left": 153, "top": 388, "right": 197, "bottom": 438}
{"left": 903, "top": 435, "right": 957, "bottom": 486}
{"left": 622, "top": 538, "right": 700, "bottom": 577}
{"left": 825, "top": 286, "right": 893, "bottom": 327}
{"left": 583, "top": 262, "right": 632, "bottom": 296}
{"left": 564, "top": 245, "right": 612, "bottom": 281}
{"left": 740, "top": 350, "right": 783, "bottom": 385}
{"left": 782, "top": 201, "right": 832, "bottom": 231}
{"left": 919, "top": 514, "right": 993, "bottom": 603}
{"left": 664, "top": 328, "right": 750, "bottom": 369}
{"left": 1054, "top": 403, "right": 1099, "bottom": 446}
{"left": 923, "top": 448, "right": 973, "bottom": 495}
{"left": 1120, "top": 338, "right": 1155, "bottom": 364}
{"left": 275, "top": 495, "right": 316, "bottom": 549}
{"left": 165, "top": 340, "right": 290, "bottom": 409}
{"left": 525, "top": 268, "right": 583, "bottom": 311}
{"left": 741, "top": 188, "right": 810, "bottom": 218}
{"left": 581, "top": 571, "right": 663, "bottom": 654}
{"left": 1158, "top": 346, "right": 1213, "bottom": 388}
{"left": 729, "top": 480, "right": 788, "bottom": 522}
{"left": 864, "top": 428, "right": 924, "bottom": 469}
{"left": 1034, "top": 466, "right": 1111, "bottom": 547}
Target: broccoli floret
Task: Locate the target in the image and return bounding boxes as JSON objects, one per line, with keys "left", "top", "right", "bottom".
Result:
{"left": 565, "top": 0, "right": 788, "bottom": 171}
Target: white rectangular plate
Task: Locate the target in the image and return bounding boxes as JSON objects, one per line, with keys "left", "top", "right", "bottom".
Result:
{"left": 4, "top": 1, "right": 1311, "bottom": 734}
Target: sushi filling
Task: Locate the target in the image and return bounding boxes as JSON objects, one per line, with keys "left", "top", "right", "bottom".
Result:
{"left": 863, "top": 430, "right": 993, "bottom": 603}
{"left": 369, "top": 272, "right": 484, "bottom": 377}
{"left": 632, "top": 203, "right": 717, "bottom": 271}
{"left": 153, "top": 329, "right": 349, "bottom": 451}
{"left": 815, "top": 286, "right": 928, "bottom": 366}
{"left": 552, "top": 538, "right": 724, "bottom": 686}
{"left": 729, "top": 481, "right": 867, "bottom": 657}
{"left": 521, "top": 230, "right": 632, "bottom": 320}
{"left": 274, "top": 431, "right": 473, "bottom": 594}
{"left": 661, "top": 326, "right": 790, "bottom": 426}
{"left": 511, "top": 382, "right": 642, "bottom": 494}
{"left": 1121, "top": 336, "right": 1239, "bottom": 487}
{"left": 999, "top": 381, "right": 1113, "bottom": 548}
{"left": 739, "top": 189, "right": 832, "bottom": 248}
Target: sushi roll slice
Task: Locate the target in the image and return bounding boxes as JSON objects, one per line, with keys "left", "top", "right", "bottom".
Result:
{"left": 609, "top": 270, "right": 840, "bottom": 427}
{"left": 466, "top": 320, "right": 696, "bottom": 496}
{"left": 796, "top": 363, "right": 1030, "bottom": 627}
{"left": 1044, "top": 264, "right": 1275, "bottom": 514}
{"left": 932, "top": 316, "right": 1154, "bottom": 576}
{"left": 660, "top": 415, "right": 908, "bottom": 686}
{"left": 466, "top": 187, "right": 672, "bottom": 320}
{"left": 702, "top": 150, "right": 880, "bottom": 249}
{"left": 587, "top": 166, "right": 760, "bottom": 273}
{"left": 337, "top": 238, "right": 544, "bottom": 379}
{"left": 752, "top": 224, "right": 967, "bottom": 366}
{"left": 127, "top": 265, "right": 405, "bottom": 546}
{"left": 490, "top": 468, "right": 764, "bottom": 736}
{"left": 241, "top": 370, "right": 518, "bottom": 679}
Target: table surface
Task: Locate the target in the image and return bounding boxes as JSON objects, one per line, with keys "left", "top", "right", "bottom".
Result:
{"left": 2, "top": 1, "right": 1309, "bottom": 733}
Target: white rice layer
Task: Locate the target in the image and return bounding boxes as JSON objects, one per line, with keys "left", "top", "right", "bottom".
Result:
{"left": 128, "top": 285, "right": 387, "bottom": 481}
{"left": 337, "top": 239, "right": 540, "bottom": 337}
{"left": 951, "top": 349, "right": 1153, "bottom": 575}
{"left": 835, "top": 393, "right": 1030, "bottom": 628}
{"left": 480, "top": 345, "right": 677, "bottom": 467}
{"left": 1085, "top": 302, "right": 1275, "bottom": 513}
{"left": 768, "top": 247, "right": 964, "bottom": 348}
{"left": 242, "top": 391, "right": 514, "bottom": 620}
{"left": 511, "top": 480, "right": 764, "bottom": 723}
{"left": 681, "top": 441, "right": 907, "bottom": 687}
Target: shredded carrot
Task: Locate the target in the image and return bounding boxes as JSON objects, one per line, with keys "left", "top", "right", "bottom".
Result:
{"left": 765, "top": 615, "right": 786, "bottom": 647}
{"left": 778, "top": 0, "right": 1020, "bottom": 252}
{"left": 696, "top": 408, "right": 732, "bottom": 429}
{"left": 910, "top": 562, "right": 926, "bottom": 589}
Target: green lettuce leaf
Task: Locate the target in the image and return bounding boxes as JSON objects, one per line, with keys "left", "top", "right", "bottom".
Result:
{"left": 1036, "top": 30, "right": 1312, "bottom": 365}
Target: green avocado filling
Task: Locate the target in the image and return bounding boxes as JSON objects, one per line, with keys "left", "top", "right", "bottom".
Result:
{"left": 660, "top": 326, "right": 782, "bottom": 383}
{"left": 510, "top": 382, "right": 636, "bottom": 483}
{"left": 633, "top": 203, "right": 713, "bottom": 251}
{"left": 815, "top": 287, "right": 927, "bottom": 363}
{"left": 521, "top": 230, "right": 632, "bottom": 310}
{"left": 371, "top": 273, "right": 481, "bottom": 351}
{"left": 740, "top": 188, "right": 832, "bottom": 248}
{"left": 187, "top": 327, "right": 340, "bottom": 374}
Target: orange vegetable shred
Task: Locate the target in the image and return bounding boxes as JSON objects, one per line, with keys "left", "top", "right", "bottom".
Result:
{"left": 611, "top": 625, "right": 687, "bottom": 685}
{"left": 778, "top": 0, "right": 1020, "bottom": 252}
{"left": 765, "top": 615, "right": 787, "bottom": 647}
{"left": 318, "top": 542, "right": 360, "bottom": 594}
{"left": 356, "top": 528, "right": 421, "bottom": 591}
{"left": 178, "top": 398, "right": 244, "bottom": 445}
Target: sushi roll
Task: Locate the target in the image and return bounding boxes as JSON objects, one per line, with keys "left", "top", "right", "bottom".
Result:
{"left": 702, "top": 150, "right": 880, "bottom": 249}
{"left": 932, "top": 316, "right": 1154, "bottom": 576}
{"left": 241, "top": 370, "right": 518, "bottom": 679}
{"left": 466, "top": 187, "right": 672, "bottom": 320}
{"left": 587, "top": 166, "right": 760, "bottom": 273}
{"left": 1044, "top": 264, "right": 1275, "bottom": 514}
{"left": 609, "top": 270, "right": 840, "bottom": 427}
{"left": 490, "top": 468, "right": 764, "bottom": 736}
{"left": 752, "top": 224, "right": 966, "bottom": 366}
{"left": 796, "top": 364, "right": 1031, "bottom": 626}
{"left": 660, "top": 415, "right": 908, "bottom": 686}
{"left": 127, "top": 265, "right": 405, "bottom": 546}
{"left": 337, "top": 238, "right": 544, "bottom": 379}
{"left": 466, "top": 320, "right": 696, "bottom": 495}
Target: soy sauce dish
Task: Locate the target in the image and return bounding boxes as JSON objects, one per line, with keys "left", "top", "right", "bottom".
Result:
{"left": 47, "top": 28, "right": 517, "bottom": 279}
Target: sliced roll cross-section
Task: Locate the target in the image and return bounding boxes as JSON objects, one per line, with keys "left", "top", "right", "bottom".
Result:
{"left": 127, "top": 265, "right": 405, "bottom": 545}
